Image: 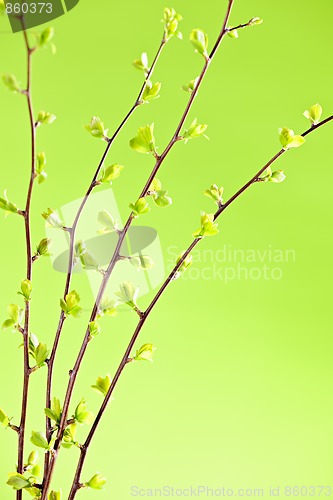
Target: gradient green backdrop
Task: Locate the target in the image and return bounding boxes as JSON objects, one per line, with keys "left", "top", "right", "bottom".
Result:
{"left": 0, "top": 0, "right": 333, "bottom": 498}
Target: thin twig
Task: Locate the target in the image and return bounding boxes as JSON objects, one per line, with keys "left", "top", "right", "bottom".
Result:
{"left": 67, "top": 114, "right": 333, "bottom": 498}
{"left": 16, "top": 21, "right": 36, "bottom": 500}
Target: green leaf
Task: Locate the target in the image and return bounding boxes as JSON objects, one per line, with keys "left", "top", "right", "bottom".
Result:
{"left": 227, "top": 29, "right": 238, "bottom": 38}
{"left": 35, "top": 343, "right": 49, "bottom": 367}
{"left": 75, "top": 240, "right": 99, "bottom": 271}
{"left": 36, "top": 152, "right": 47, "bottom": 184}
{"left": 85, "top": 116, "right": 108, "bottom": 140}
{"left": 249, "top": 17, "right": 263, "bottom": 25}
{"left": 36, "top": 238, "right": 52, "bottom": 258}
{"left": 193, "top": 213, "right": 219, "bottom": 238}
{"left": 174, "top": 252, "right": 193, "bottom": 279}
{"left": 303, "top": 103, "right": 322, "bottom": 125}
{"left": 85, "top": 473, "right": 107, "bottom": 490}
{"left": 2, "top": 318, "right": 15, "bottom": 330}
{"left": 98, "top": 296, "right": 117, "bottom": 318}
{"left": 0, "top": 190, "right": 18, "bottom": 215}
{"left": 163, "top": 7, "right": 183, "bottom": 41}
{"left": 182, "top": 77, "right": 199, "bottom": 94}
{"left": 36, "top": 111, "right": 56, "bottom": 125}
{"left": 37, "top": 27, "right": 54, "bottom": 47}
{"left": 2, "top": 73, "right": 21, "bottom": 92}
{"left": 89, "top": 321, "right": 101, "bottom": 338}
{"left": 134, "top": 343, "right": 156, "bottom": 362}
{"left": 60, "top": 290, "right": 82, "bottom": 318}
{"left": 19, "top": 279, "right": 32, "bottom": 301}
{"left": 115, "top": 281, "right": 140, "bottom": 310}
{"left": 74, "top": 399, "right": 94, "bottom": 425}
{"left": 61, "top": 423, "right": 77, "bottom": 449}
{"left": 49, "top": 490, "right": 62, "bottom": 500}
{"left": 129, "top": 255, "right": 155, "bottom": 271}
{"left": 27, "top": 450, "right": 39, "bottom": 466}
{"left": 129, "top": 197, "right": 150, "bottom": 218}
{"left": 153, "top": 190, "right": 173, "bottom": 207}
{"left": 190, "top": 28, "right": 209, "bottom": 58}
{"left": 30, "top": 431, "right": 49, "bottom": 450}
{"left": 129, "top": 123, "right": 157, "bottom": 155}
{"left": 42, "top": 208, "right": 64, "bottom": 229}
{"left": 2, "top": 303, "right": 23, "bottom": 330}
{"left": 44, "top": 397, "right": 62, "bottom": 424}
{"left": 132, "top": 52, "right": 149, "bottom": 74}
{"left": 0, "top": 408, "right": 10, "bottom": 427}
{"left": 203, "top": 184, "right": 224, "bottom": 206}
{"left": 142, "top": 81, "right": 161, "bottom": 103}
{"left": 182, "top": 118, "right": 208, "bottom": 143}
{"left": 91, "top": 374, "right": 111, "bottom": 397}
{"left": 99, "top": 164, "right": 124, "bottom": 184}
{"left": 279, "top": 127, "right": 306, "bottom": 149}
{"left": 7, "top": 473, "right": 30, "bottom": 490}
{"left": 97, "top": 210, "right": 117, "bottom": 235}
{"left": 49, "top": 491, "right": 62, "bottom": 500}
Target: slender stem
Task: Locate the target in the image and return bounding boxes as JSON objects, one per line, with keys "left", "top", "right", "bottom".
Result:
{"left": 68, "top": 114, "right": 333, "bottom": 498}
{"left": 17, "top": 24, "right": 36, "bottom": 500}
{"left": 42, "top": 4, "right": 235, "bottom": 496}
{"left": 41, "top": 36, "right": 166, "bottom": 491}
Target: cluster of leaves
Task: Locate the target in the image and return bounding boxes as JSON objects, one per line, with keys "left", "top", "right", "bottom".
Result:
{"left": 60, "top": 291, "right": 82, "bottom": 318}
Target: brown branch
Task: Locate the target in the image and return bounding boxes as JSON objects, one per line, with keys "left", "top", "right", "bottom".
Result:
{"left": 16, "top": 21, "right": 36, "bottom": 500}
{"left": 67, "top": 113, "right": 333, "bottom": 498}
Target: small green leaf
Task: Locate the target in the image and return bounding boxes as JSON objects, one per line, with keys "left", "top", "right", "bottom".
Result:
{"left": 74, "top": 240, "right": 99, "bottom": 271}
{"left": 27, "top": 451, "right": 39, "bottom": 466}
{"left": 174, "top": 252, "right": 193, "bottom": 279}
{"left": 182, "top": 118, "right": 208, "bottom": 143}
{"left": 36, "top": 111, "right": 56, "bottom": 125}
{"left": 162, "top": 7, "right": 183, "bottom": 41}
{"left": 249, "top": 17, "right": 263, "bottom": 25}
{"left": 190, "top": 28, "right": 209, "bottom": 58}
{"left": 91, "top": 374, "right": 111, "bottom": 397}
{"left": 61, "top": 423, "right": 77, "bottom": 449}
{"left": 0, "top": 190, "right": 18, "bottom": 215}
{"left": 99, "top": 164, "right": 124, "bottom": 184}
{"left": 129, "top": 197, "right": 150, "bottom": 218}
{"left": 193, "top": 213, "right": 219, "bottom": 238}
{"left": 60, "top": 290, "right": 82, "bottom": 319}
{"left": 74, "top": 399, "right": 94, "bottom": 425}
{"left": 85, "top": 473, "right": 107, "bottom": 490}
{"left": 182, "top": 77, "right": 199, "bottom": 94}
{"left": 89, "top": 321, "right": 101, "bottom": 338}
{"left": 44, "top": 397, "right": 62, "bottom": 424}
{"left": 2, "top": 318, "right": 15, "bottom": 330}
{"left": 134, "top": 343, "right": 156, "bottom": 362}
{"left": 203, "top": 184, "right": 224, "bottom": 206}
{"left": 129, "top": 124, "right": 157, "bottom": 155}
{"left": 115, "top": 281, "right": 140, "bottom": 310}
{"left": 132, "top": 52, "right": 149, "bottom": 74}
{"left": 85, "top": 116, "right": 108, "bottom": 140}
{"left": 35, "top": 343, "right": 49, "bottom": 367}
{"left": 303, "top": 103, "right": 322, "bottom": 125}
{"left": 279, "top": 127, "right": 306, "bottom": 149}
{"left": 2, "top": 73, "right": 21, "bottom": 92}
{"left": 129, "top": 255, "right": 155, "bottom": 271}
{"left": 36, "top": 238, "right": 52, "bottom": 258}
{"left": 36, "top": 152, "right": 47, "bottom": 184}
{"left": 37, "top": 27, "right": 54, "bottom": 47}
{"left": 7, "top": 473, "right": 30, "bottom": 490}
{"left": 98, "top": 297, "right": 117, "bottom": 318}
{"left": 30, "top": 431, "right": 49, "bottom": 450}
{"left": 42, "top": 208, "right": 64, "bottom": 229}
{"left": 227, "top": 29, "right": 238, "bottom": 38}
{"left": 49, "top": 490, "right": 62, "bottom": 500}
{"left": 0, "top": 408, "right": 10, "bottom": 428}
{"left": 97, "top": 210, "right": 117, "bottom": 235}
{"left": 19, "top": 279, "right": 32, "bottom": 301}
{"left": 142, "top": 81, "right": 161, "bottom": 103}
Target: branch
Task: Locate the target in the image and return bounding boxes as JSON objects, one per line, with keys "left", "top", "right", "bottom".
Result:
{"left": 41, "top": 3, "right": 235, "bottom": 497}
{"left": 67, "top": 114, "right": 333, "bottom": 498}
{"left": 16, "top": 20, "right": 37, "bottom": 500}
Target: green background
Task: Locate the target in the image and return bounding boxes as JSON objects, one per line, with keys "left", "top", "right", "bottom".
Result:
{"left": 0, "top": 0, "right": 333, "bottom": 498}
